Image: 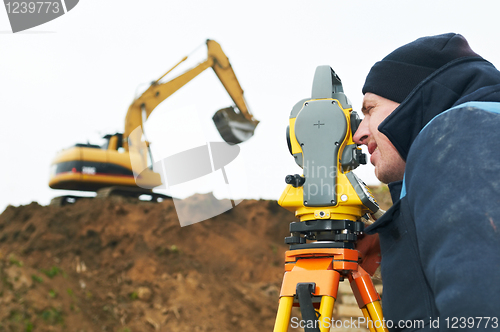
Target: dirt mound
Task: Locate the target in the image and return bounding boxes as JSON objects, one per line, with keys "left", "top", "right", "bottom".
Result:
{"left": 0, "top": 187, "right": 391, "bottom": 331}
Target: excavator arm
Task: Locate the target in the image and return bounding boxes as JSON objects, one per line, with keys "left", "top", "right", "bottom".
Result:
{"left": 208, "top": 40, "right": 257, "bottom": 124}
{"left": 123, "top": 39, "right": 258, "bottom": 151}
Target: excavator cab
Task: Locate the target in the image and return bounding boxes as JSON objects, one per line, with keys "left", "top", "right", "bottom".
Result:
{"left": 102, "top": 133, "right": 123, "bottom": 151}
{"left": 213, "top": 106, "right": 259, "bottom": 144}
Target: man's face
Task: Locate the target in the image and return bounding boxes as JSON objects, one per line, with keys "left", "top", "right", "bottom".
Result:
{"left": 353, "top": 93, "right": 406, "bottom": 184}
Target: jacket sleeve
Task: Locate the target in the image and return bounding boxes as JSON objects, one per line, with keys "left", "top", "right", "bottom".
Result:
{"left": 405, "top": 104, "right": 500, "bottom": 329}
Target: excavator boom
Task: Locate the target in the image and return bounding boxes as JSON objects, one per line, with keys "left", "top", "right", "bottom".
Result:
{"left": 123, "top": 39, "right": 258, "bottom": 150}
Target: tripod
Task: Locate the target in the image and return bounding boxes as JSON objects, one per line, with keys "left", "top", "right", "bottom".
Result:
{"left": 272, "top": 219, "right": 387, "bottom": 332}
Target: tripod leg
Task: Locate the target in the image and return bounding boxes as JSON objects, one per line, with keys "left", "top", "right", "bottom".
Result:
{"left": 366, "top": 301, "right": 385, "bottom": 331}
{"left": 349, "top": 267, "right": 387, "bottom": 332}
{"left": 318, "top": 295, "right": 335, "bottom": 332}
{"left": 273, "top": 296, "right": 294, "bottom": 332}
{"left": 361, "top": 308, "right": 377, "bottom": 332}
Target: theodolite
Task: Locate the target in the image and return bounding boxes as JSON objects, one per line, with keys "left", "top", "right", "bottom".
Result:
{"left": 273, "top": 66, "right": 387, "bottom": 332}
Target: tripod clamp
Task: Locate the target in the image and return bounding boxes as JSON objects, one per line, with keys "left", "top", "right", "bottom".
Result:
{"left": 285, "top": 219, "right": 364, "bottom": 250}
{"left": 296, "top": 283, "right": 322, "bottom": 332}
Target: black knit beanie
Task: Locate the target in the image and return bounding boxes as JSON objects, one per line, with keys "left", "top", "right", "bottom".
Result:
{"left": 362, "top": 33, "right": 480, "bottom": 103}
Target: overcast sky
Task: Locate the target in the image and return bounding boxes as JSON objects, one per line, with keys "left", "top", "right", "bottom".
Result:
{"left": 2, "top": 0, "right": 500, "bottom": 212}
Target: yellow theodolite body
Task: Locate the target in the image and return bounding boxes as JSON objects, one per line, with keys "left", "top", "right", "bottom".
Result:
{"left": 279, "top": 66, "right": 378, "bottom": 223}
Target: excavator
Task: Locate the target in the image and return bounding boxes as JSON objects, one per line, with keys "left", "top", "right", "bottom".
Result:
{"left": 49, "top": 39, "right": 259, "bottom": 205}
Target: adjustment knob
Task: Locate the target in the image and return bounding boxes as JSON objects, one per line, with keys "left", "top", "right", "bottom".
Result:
{"left": 285, "top": 174, "right": 305, "bottom": 188}
{"left": 285, "top": 236, "right": 306, "bottom": 245}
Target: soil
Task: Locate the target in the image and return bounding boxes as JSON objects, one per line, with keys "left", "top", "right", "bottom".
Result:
{"left": 0, "top": 186, "right": 391, "bottom": 332}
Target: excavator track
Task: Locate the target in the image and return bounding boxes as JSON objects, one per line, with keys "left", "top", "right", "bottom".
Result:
{"left": 95, "top": 186, "right": 171, "bottom": 202}
{"left": 49, "top": 187, "right": 171, "bottom": 206}
{"left": 49, "top": 195, "right": 92, "bottom": 206}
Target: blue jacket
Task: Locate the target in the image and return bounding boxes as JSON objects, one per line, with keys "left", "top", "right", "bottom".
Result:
{"left": 366, "top": 56, "right": 500, "bottom": 330}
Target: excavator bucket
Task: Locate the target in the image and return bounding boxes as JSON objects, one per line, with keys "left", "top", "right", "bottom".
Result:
{"left": 213, "top": 107, "right": 258, "bottom": 144}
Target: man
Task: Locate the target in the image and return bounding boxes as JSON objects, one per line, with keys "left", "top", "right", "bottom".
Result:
{"left": 353, "top": 33, "right": 500, "bottom": 330}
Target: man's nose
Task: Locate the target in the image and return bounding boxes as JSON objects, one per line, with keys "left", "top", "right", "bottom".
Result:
{"left": 353, "top": 118, "right": 370, "bottom": 145}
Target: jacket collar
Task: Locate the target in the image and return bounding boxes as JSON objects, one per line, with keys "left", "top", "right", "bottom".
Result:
{"left": 364, "top": 180, "right": 402, "bottom": 233}
{"left": 388, "top": 181, "right": 403, "bottom": 204}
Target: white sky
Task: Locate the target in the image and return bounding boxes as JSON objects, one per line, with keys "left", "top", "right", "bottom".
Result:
{"left": 1, "top": 0, "right": 500, "bottom": 212}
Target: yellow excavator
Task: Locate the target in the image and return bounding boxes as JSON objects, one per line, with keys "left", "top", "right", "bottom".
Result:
{"left": 49, "top": 39, "right": 259, "bottom": 205}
